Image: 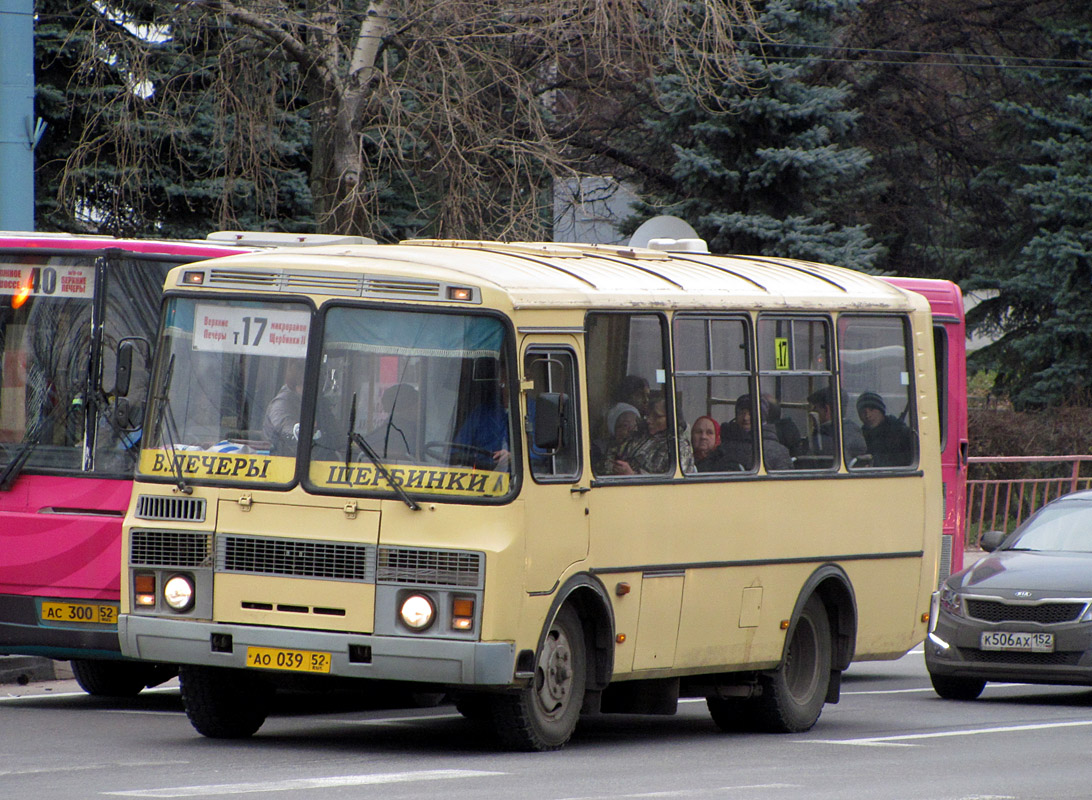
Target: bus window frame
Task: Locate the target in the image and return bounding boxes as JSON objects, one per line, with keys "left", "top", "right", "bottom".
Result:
{"left": 523, "top": 345, "right": 583, "bottom": 485}
{"left": 836, "top": 312, "right": 919, "bottom": 472}
{"left": 301, "top": 299, "right": 523, "bottom": 506}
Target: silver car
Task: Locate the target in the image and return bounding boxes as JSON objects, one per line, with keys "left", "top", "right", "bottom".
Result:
{"left": 926, "top": 490, "right": 1092, "bottom": 700}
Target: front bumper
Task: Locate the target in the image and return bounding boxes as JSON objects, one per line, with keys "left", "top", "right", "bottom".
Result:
{"left": 120, "top": 613, "right": 516, "bottom": 687}
{"left": 926, "top": 613, "right": 1092, "bottom": 686}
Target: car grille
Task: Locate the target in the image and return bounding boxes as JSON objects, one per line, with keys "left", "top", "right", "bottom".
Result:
{"left": 135, "top": 495, "right": 206, "bottom": 523}
{"left": 958, "top": 648, "right": 1083, "bottom": 666}
{"left": 966, "top": 599, "right": 1087, "bottom": 625}
{"left": 217, "top": 535, "right": 376, "bottom": 583}
{"left": 130, "top": 530, "right": 213, "bottom": 568}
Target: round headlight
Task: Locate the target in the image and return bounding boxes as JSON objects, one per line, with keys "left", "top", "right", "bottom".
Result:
{"left": 163, "top": 575, "right": 195, "bottom": 611}
{"left": 400, "top": 594, "right": 435, "bottom": 631}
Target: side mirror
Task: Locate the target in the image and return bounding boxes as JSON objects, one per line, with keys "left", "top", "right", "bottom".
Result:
{"left": 979, "top": 529, "right": 1007, "bottom": 552}
{"left": 533, "top": 393, "right": 565, "bottom": 451}
{"left": 115, "top": 340, "right": 134, "bottom": 397}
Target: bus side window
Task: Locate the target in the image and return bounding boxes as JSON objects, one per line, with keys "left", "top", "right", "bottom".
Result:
{"left": 524, "top": 349, "right": 580, "bottom": 480}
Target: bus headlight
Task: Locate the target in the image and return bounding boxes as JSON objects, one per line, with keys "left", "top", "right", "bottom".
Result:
{"left": 400, "top": 594, "right": 435, "bottom": 631}
{"left": 163, "top": 574, "right": 195, "bottom": 612}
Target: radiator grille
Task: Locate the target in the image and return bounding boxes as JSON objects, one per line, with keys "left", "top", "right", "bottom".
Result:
{"left": 959, "top": 648, "right": 1083, "bottom": 666}
{"left": 217, "top": 535, "right": 376, "bottom": 582}
{"left": 135, "top": 495, "right": 206, "bottom": 523}
{"left": 377, "top": 547, "right": 483, "bottom": 588}
{"left": 130, "top": 530, "right": 213, "bottom": 568}
{"left": 966, "top": 599, "right": 1087, "bottom": 625}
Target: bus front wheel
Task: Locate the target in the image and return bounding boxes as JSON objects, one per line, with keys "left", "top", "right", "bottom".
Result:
{"left": 179, "top": 665, "right": 272, "bottom": 739}
{"left": 490, "top": 605, "right": 586, "bottom": 751}
{"left": 752, "top": 595, "right": 832, "bottom": 733}
{"left": 70, "top": 659, "right": 174, "bottom": 698}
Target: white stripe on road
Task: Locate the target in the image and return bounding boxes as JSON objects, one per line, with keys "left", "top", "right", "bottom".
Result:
{"left": 553, "top": 785, "right": 800, "bottom": 800}
{"left": 0, "top": 761, "right": 189, "bottom": 777}
{"left": 102, "top": 769, "right": 504, "bottom": 797}
{"left": 807, "top": 718, "right": 1092, "bottom": 747}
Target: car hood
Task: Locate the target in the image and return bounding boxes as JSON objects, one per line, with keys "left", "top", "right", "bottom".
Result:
{"left": 951, "top": 550, "right": 1092, "bottom": 596}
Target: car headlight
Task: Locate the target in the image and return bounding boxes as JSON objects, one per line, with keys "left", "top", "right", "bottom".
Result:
{"left": 938, "top": 586, "right": 964, "bottom": 619}
{"left": 399, "top": 593, "right": 435, "bottom": 631}
{"left": 163, "top": 574, "right": 195, "bottom": 612}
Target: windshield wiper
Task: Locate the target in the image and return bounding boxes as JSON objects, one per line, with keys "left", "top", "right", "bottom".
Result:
{"left": 0, "top": 392, "right": 70, "bottom": 491}
{"left": 151, "top": 355, "right": 191, "bottom": 495}
{"left": 346, "top": 393, "right": 419, "bottom": 511}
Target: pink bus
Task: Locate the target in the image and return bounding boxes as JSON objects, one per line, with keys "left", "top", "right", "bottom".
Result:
{"left": 0, "top": 230, "right": 356, "bottom": 695}
{"left": 882, "top": 277, "right": 968, "bottom": 583}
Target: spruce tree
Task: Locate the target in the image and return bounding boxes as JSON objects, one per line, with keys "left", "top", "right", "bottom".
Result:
{"left": 623, "top": 0, "right": 881, "bottom": 270}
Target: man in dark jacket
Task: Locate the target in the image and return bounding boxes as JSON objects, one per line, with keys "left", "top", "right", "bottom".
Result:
{"left": 856, "top": 391, "right": 914, "bottom": 467}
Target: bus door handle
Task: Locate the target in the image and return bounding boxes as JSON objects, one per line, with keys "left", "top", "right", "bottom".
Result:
{"left": 570, "top": 485, "right": 591, "bottom": 494}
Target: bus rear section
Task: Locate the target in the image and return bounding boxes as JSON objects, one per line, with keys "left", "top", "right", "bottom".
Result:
{"left": 119, "top": 240, "right": 941, "bottom": 749}
{"left": 882, "top": 277, "right": 968, "bottom": 582}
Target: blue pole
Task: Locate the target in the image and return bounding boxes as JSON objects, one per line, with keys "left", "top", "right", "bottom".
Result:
{"left": 0, "top": 0, "right": 36, "bottom": 231}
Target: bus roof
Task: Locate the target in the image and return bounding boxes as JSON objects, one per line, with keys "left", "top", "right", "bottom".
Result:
{"left": 0, "top": 231, "right": 367, "bottom": 259}
{"left": 881, "top": 277, "right": 964, "bottom": 321}
{"left": 172, "top": 240, "right": 925, "bottom": 312}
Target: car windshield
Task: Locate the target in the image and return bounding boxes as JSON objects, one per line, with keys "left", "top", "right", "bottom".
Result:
{"left": 1007, "top": 500, "right": 1092, "bottom": 553}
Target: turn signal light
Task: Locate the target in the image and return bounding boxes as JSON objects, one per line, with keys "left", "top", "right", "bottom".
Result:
{"left": 134, "top": 573, "right": 156, "bottom": 607}
{"left": 452, "top": 596, "right": 475, "bottom": 631}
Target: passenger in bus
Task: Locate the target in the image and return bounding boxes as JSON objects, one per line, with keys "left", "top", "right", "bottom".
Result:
{"left": 805, "top": 387, "right": 867, "bottom": 463}
{"left": 720, "top": 394, "right": 792, "bottom": 471}
{"left": 605, "top": 392, "right": 693, "bottom": 475}
{"left": 763, "top": 393, "right": 806, "bottom": 456}
{"left": 617, "top": 375, "right": 651, "bottom": 422}
{"left": 592, "top": 402, "right": 640, "bottom": 473}
{"left": 263, "top": 360, "right": 305, "bottom": 456}
{"left": 856, "top": 391, "right": 913, "bottom": 467}
{"left": 453, "top": 360, "right": 510, "bottom": 470}
{"left": 690, "top": 414, "right": 728, "bottom": 472}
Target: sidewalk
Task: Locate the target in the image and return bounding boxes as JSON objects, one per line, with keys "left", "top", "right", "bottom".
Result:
{"left": 0, "top": 655, "right": 70, "bottom": 685}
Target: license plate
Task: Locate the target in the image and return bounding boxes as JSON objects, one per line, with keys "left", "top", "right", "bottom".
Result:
{"left": 245, "top": 646, "right": 332, "bottom": 673}
{"left": 40, "top": 601, "right": 117, "bottom": 625}
{"left": 980, "top": 631, "right": 1054, "bottom": 652}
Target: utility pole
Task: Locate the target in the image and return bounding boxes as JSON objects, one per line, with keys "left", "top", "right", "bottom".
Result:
{"left": 0, "top": 0, "right": 38, "bottom": 231}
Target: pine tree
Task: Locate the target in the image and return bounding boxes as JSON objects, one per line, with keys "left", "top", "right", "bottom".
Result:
{"left": 963, "top": 20, "right": 1092, "bottom": 408}
{"left": 621, "top": 0, "right": 881, "bottom": 269}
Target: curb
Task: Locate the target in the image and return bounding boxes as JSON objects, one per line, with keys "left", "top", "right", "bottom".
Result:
{"left": 0, "top": 656, "right": 60, "bottom": 685}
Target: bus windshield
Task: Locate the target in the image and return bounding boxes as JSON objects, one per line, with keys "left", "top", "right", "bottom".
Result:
{"left": 139, "top": 298, "right": 515, "bottom": 499}
{"left": 309, "top": 305, "right": 514, "bottom": 501}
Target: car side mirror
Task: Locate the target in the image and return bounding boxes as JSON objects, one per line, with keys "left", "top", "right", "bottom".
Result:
{"left": 115, "top": 340, "right": 134, "bottom": 397}
{"left": 979, "top": 529, "right": 1007, "bottom": 552}
{"left": 533, "top": 392, "right": 565, "bottom": 451}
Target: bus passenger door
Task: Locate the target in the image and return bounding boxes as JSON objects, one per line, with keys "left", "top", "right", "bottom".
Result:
{"left": 521, "top": 345, "right": 589, "bottom": 593}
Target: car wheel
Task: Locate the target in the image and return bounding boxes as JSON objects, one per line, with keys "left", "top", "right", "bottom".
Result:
{"left": 179, "top": 665, "right": 272, "bottom": 738}
{"left": 929, "top": 672, "right": 985, "bottom": 700}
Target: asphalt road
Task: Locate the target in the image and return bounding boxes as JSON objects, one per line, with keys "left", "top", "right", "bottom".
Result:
{"left": 3, "top": 646, "right": 1091, "bottom": 799}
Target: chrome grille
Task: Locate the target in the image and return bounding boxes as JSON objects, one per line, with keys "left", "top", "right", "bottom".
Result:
{"left": 135, "top": 495, "right": 206, "bottom": 523}
{"left": 217, "top": 535, "right": 376, "bottom": 582}
{"left": 966, "top": 599, "right": 1087, "bottom": 625}
{"left": 377, "top": 547, "right": 483, "bottom": 588}
{"left": 131, "top": 530, "right": 213, "bottom": 568}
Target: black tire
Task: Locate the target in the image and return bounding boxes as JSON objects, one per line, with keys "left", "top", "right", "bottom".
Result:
{"left": 178, "top": 665, "right": 273, "bottom": 739}
{"left": 929, "top": 672, "right": 986, "bottom": 700}
{"left": 706, "top": 696, "right": 753, "bottom": 733}
{"left": 454, "top": 693, "right": 492, "bottom": 721}
{"left": 489, "top": 605, "right": 586, "bottom": 751}
{"left": 751, "top": 595, "right": 832, "bottom": 733}
{"left": 70, "top": 659, "right": 163, "bottom": 698}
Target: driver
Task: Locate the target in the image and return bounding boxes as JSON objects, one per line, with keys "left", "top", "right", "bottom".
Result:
{"left": 452, "top": 359, "right": 510, "bottom": 469}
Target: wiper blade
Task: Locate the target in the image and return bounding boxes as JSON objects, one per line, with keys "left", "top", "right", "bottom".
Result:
{"left": 346, "top": 393, "right": 419, "bottom": 511}
{"left": 0, "top": 433, "right": 39, "bottom": 491}
{"left": 152, "top": 355, "right": 191, "bottom": 495}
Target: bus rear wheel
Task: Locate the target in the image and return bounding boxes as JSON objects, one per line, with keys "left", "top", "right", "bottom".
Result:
{"left": 179, "top": 665, "right": 272, "bottom": 739}
{"left": 70, "top": 659, "right": 173, "bottom": 698}
{"left": 751, "top": 595, "right": 832, "bottom": 733}
{"left": 490, "top": 605, "right": 586, "bottom": 751}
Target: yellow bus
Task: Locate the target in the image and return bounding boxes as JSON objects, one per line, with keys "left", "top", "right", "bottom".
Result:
{"left": 118, "top": 239, "right": 940, "bottom": 751}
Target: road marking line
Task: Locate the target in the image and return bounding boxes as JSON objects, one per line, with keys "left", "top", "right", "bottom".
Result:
{"left": 806, "top": 718, "right": 1092, "bottom": 747}
{"left": 102, "top": 769, "right": 504, "bottom": 797}
{"left": 553, "top": 786, "right": 800, "bottom": 800}
{"left": 0, "top": 761, "right": 189, "bottom": 777}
